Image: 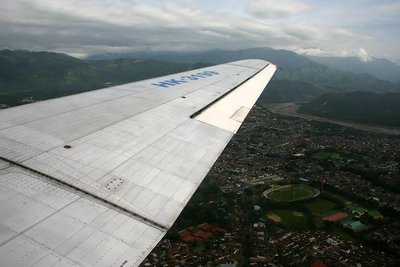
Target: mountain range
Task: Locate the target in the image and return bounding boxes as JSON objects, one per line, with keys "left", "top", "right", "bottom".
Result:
{"left": 307, "top": 55, "right": 400, "bottom": 83}
{"left": 88, "top": 47, "right": 399, "bottom": 98}
{"left": 89, "top": 48, "right": 400, "bottom": 84}
{"left": 0, "top": 49, "right": 204, "bottom": 106}
{"left": 1, "top": 48, "right": 399, "bottom": 108}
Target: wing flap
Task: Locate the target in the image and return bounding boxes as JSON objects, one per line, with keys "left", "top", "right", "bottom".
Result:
{"left": 193, "top": 63, "right": 276, "bottom": 133}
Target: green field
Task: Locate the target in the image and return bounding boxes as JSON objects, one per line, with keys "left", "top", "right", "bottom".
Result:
{"left": 312, "top": 152, "right": 341, "bottom": 160}
{"left": 304, "top": 199, "right": 339, "bottom": 228}
{"left": 269, "top": 210, "right": 310, "bottom": 228}
{"left": 330, "top": 228, "right": 354, "bottom": 241}
{"left": 305, "top": 199, "right": 338, "bottom": 214}
{"left": 267, "top": 185, "right": 319, "bottom": 202}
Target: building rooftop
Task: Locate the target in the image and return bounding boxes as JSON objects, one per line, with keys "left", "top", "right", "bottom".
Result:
{"left": 346, "top": 204, "right": 366, "bottom": 213}
{"left": 323, "top": 212, "right": 349, "bottom": 222}
{"left": 342, "top": 220, "right": 367, "bottom": 232}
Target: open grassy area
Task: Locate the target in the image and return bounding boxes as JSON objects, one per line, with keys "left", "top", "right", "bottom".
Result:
{"left": 305, "top": 199, "right": 338, "bottom": 214}
{"left": 312, "top": 151, "right": 341, "bottom": 160}
{"left": 268, "top": 185, "right": 319, "bottom": 202}
{"left": 304, "top": 199, "right": 340, "bottom": 228}
{"left": 330, "top": 228, "right": 355, "bottom": 241}
{"left": 268, "top": 210, "right": 310, "bottom": 228}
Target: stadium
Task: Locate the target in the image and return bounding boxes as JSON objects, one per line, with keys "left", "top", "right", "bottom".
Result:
{"left": 264, "top": 184, "right": 320, "bottom": 202}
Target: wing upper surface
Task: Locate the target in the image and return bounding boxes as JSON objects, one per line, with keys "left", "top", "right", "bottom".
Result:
{"left": 0, "top": 160, "right": 165, "bottom": 267}
{"left": 0, "top": 59, "right": 276, "bottom": 266}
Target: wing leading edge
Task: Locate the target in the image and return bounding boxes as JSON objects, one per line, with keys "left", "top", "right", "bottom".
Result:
{"left": 0, "top": 59, "right": 276, "bottom": 266}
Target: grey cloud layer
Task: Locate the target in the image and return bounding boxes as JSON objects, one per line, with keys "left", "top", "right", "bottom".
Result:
{"left": 0, "top": 0, "right": 398, "bottom": 62}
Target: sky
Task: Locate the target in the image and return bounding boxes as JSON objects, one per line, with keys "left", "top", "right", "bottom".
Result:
{"left": 1, "top": 0, "right": 399, "bottom": 63}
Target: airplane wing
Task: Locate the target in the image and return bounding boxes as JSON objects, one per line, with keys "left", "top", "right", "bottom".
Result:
{"left": 0, "top": 59, "right": 276, "bottom": 266}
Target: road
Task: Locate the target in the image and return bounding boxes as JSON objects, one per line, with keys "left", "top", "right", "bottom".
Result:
{"left": 268, "top": 102, "right": 400, "bottom": 135}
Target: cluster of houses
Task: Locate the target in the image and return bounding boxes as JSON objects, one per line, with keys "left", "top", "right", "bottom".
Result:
{"left": 179, "top": 223, "right": 227, "bottom": 242}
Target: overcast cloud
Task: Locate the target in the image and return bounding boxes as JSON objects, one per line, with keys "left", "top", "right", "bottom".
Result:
{"left": 0, "top": 0, "right": 399, "bottom": 62}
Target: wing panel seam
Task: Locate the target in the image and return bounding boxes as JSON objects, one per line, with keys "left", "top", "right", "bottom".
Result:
{"left": 225, "top": 62, "right": 262, "bottom": 70}
{"left": 0, "top": 156, "right": 167, "bottom": 231}
{"left": 190, "top": 63, "right": 269, "bottom": 119}
{"left": 0, "top": 197, "right": 81, "bottom": 248}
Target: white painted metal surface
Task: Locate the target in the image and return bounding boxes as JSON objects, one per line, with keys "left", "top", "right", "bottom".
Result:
{"left": 194, "top": 63, "right": 276, "bottom": 133}
{"left": 0, "top": 160, "right": 165, "bottom": 267}
{"left": 0, "top": 59, "right": 276, "bottom": 266}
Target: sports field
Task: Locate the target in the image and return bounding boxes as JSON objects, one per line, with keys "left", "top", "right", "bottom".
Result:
{"left": 266, "top": 184, "right": 319, "bottom": 202}
{"left": 267, "top": 210, "right": 309, "bottom": 228}
{"left": 305, "top": 199, "right": 338, "bottom": 214}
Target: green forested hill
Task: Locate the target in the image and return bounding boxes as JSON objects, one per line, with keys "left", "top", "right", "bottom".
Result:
{"left": 0, "top": 50, "right": 206, "bottom": 106}
{"left": 299, "top": 91, "right": 400, "bottom": 127}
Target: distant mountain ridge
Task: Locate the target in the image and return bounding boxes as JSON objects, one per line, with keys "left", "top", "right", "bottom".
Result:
{"left": 88, "top": 48, "right": 400, "bottom": 102}
{"left": 1, "top": 48, "right": 399, "bottom": 108}
{"left": 307, "top": 55, "right": 400, "bottom": 83}
{"left": 88, "top": 47, "right": 399, "bottom": 97}
{"left": 0, "top": 49, "right": 204, "bottom": 106}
